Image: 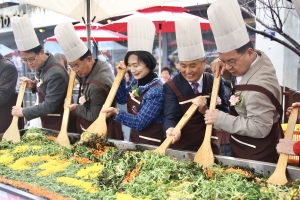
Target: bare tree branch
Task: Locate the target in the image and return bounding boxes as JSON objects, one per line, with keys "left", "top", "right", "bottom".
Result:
{"left": 240, "top": 6, "right": 275, "bottom": 30}
{"left": 245, "top": 24, "right": 300, "bottom": 56}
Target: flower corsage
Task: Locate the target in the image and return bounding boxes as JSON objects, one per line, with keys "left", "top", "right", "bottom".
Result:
{"left": 37, "top": 78, "right": 43, "bottom": 88}
{"left": 216, "top": 96, "right": 222, "bottom": 105}
{"left": 129, "top": 85, "right": 141, "bottom": 105}
{"left": 229, "top": 92, "right": 243, "bottom": 107}
{"left": 130, "top": 85, "right": 140, "bottom": 97}
{"left": 79, "top": 94, "right": 89, "bottom": 105}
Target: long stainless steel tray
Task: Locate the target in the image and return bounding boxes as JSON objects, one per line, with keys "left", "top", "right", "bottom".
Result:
{"left": 0, "top": 128, "right": 299, "bottom": 199}
{"left": 111, "top": 139, "right": 300, "bottom": 182}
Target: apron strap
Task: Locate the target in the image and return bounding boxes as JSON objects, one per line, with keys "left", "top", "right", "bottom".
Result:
{"left": 234, "top": 84, "right": 283, "bottom": 120}
{"left": 84, "top": 79, "right": 109, "bottom": 98}
{"left": 38, "top": 63, "right": 68, "bottom": 78}
{"left": 166, "top": 81, "right": 182, "bottom": 98}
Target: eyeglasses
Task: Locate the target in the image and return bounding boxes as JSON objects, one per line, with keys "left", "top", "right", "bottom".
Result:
{"left": 69, "top": 59, "right": 86, "bottom": 72}
{"left": 219, "top": 50, "right": 247, "bottom": 67}
{"left": 21, "top": 54, "right": 39, "bottom": 64}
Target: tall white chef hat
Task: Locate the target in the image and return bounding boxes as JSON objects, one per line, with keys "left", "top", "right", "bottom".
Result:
{"left": 292, "top": 0, "right": 300, "bottom": 18}
{"left": 175, "top": 17, "right": 205, "bottom": 61}
{"left": 127, "top": 16, "right": 155, "bottom": 53}
{"left": 11, "top": 14, "right": 40, "bottom": 51}
{"left": 207, "top": 0, "right": 249, "bottom": 53}
{"left": 54, "top": 22, "right": 88, "bottom": 62}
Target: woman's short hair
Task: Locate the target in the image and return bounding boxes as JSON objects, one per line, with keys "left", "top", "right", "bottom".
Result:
{"left": 124, "top": 51, "right": 157, "bottom": 70}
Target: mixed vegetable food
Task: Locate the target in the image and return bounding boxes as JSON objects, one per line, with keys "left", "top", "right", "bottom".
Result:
{"left": 0, "top": 128, "right": 299, "bottom": 200}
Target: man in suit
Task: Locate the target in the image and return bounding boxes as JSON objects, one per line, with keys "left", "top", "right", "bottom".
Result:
{"left": 163, "top": 17, "right": 229, "bottom": 152}
{"left": 55, "top": 22, "right": 123, "bottom": 140}
{"left": 205, "top": 0, "right": 283, "bottom": 163}
{"left": 10, "top": 15, "right": 68, "bottom": 131}
{"left": 0, "top": 53, "right": 24, "bottom": 133}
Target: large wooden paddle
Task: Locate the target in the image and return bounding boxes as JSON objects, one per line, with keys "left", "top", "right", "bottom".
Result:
{"left": 154, "top": 104, "right": 198, "bottom": 154}
{"left": 86, "top": 67, "right": 126, "bottom": 136}
{"left": 194, "top": 76, "right": 221, "bottom": 167}
{"left": 2, "top": 81, "right": 27, "bottom": 142}
{"left": 55, "top": 70, "right": 76, "bottom": 147}
{"left": 267, "top": 107, "right": 299, "bottom": 185}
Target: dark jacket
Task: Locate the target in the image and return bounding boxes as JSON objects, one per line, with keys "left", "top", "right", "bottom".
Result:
{"left": 22, "top": 54, "right": 69, "bottom": 121}
{"left": 163, "top": 72, "right": 229, "bottom": 135}
{"left": 75, "top": 59, "right": 114, "bottom": 121}
{"left": 0, "top": 58, "right": 18, "bottom": 107}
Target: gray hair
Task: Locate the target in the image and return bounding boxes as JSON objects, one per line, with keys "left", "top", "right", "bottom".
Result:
{"left": 198, "top": 57, "right": 206, "bottom": 62}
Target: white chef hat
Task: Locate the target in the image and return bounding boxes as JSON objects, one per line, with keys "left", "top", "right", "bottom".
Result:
{"left": 54, "top": 22, "right": 88, "bottom": 62}
{"left": 207, "top": 0, "right": 249, "bottom": 53}
{"left": 292, "top": 0, "right": 300, "bottom": 18}
{"left": 127, "top": 16, "right": 155, "bottom": 53}
{"left": 11, "top": 14, "right": 40, "bottom": 51}
{"left": 175, "top": 17, "right": 205, "bottom": 61}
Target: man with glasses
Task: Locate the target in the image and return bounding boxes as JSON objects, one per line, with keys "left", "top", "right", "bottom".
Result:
{"left": 163, "top": 17, "right": 229, "bottom": 152}
{"left": 10, "top": 15, "right": 69, "bottom": 131}
{"left": 204, "top": 0, "right": 283, "bottom": 163}
{"left": 54, "top": 22, "right": 123, "bottom": 140}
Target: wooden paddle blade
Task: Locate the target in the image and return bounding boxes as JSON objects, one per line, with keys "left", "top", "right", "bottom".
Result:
{"left": 2, "top": 118, "right": 20, "bottom": 142}
{"left": 154, "top": 104, "right": 198, "bottom": 154}
{"left": 86, "top": 113, "right": 107, "bottom": 136}
{"left": 2, "top": 81, "right": 27, "bottom": 142}
{"left": 56, "top": 71, "right": 76, "bottom": 147}
{"left": 267, "top": 107, "right": 299, "bottom": 185}
{"left": 193, "top": 125, "right": 214, "bottom": 167}
{"left": 86, "top": 67, "right": 126, "bottom": 136}
{"left": 194, "top": 76, "right": 221, "bottom": 167}
{"left": 55, "top": 130, "right": 70, "bottom": 147}
{"left": 267, "top": 154, "right": 289, "bottom": 185}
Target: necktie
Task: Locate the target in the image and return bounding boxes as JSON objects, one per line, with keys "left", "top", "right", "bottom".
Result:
{"left": 191, "top": 82, "right": 199, "bottom": 94}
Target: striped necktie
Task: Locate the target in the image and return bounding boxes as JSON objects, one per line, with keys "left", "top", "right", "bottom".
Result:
{"left": 191, "top": 82, "right": 199, "bottom": 94}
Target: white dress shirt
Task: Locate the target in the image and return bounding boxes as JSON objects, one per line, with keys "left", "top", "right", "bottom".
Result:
{"left": 189, "top": 74, "right": 204, "bottom": 93}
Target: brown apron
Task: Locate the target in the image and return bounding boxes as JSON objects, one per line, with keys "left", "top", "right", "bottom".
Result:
{"left": 230, "top": 84, "right": 283, "bottom": 163}
{"left": 37, "top": 64, "right": 68, "bottom": 131}
{"left": 127, "top": 82, "right": 164, "bottom": 145}
{"left": 0, "top": 93, "right": 24, "bottom": 133}
{"left": 75, "top": 79, "right": 123, "bottom": 140}
{"left": 166, "top": 74, "right": 220, "bottom": 153}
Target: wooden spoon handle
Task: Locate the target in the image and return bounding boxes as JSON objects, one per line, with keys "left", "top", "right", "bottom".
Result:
{"left": 154, "top": 104, "right": 198, "bottom": 154}
{"left": 266, "top": 107, "right": 299, "bottom": 185}
{"left": 16, "top": 81, "right": 27, "bottom": 107}
{"left": 103, "top": 67, "right": 126, "bottom": 109}
{"left": 194, "top": 76, "right": 221, "bottom": 167}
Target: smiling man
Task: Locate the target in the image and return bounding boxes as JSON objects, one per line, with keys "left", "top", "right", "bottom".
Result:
{"left": 54, "top": 22, "right": 123, "bottom": 139}
{"left": 163, "top": 17, "right": 229, "bottom": 152}
{"left": 10, "top": 15, "right": 69, "bottom": 131}
{"left": 205, "top": 0, "right": 283, "bottom": 163}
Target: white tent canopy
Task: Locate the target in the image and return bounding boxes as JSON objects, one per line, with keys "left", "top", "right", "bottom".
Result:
{"left": 0, "top": 44, "right": 14, "bottom": 56}
{"left": 20, "top": 0, "right": 178, "bottom": 50}
{"left": 18, "top": 0, "right": 178, "bottom": 23}
{"left": 97, "top": 41, "right": 127, "bottom": 50}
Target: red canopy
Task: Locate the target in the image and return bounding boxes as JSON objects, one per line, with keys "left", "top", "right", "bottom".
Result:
{"left": 102, "top": 6, "right": 211, "bottom": 33}
{"left": 45, "top": 29, "right": 127, "bottom": 42}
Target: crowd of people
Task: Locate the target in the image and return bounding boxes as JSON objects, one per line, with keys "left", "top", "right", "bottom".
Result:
{"left": 1, "top": 0, "right": 300, "bottom": 163}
